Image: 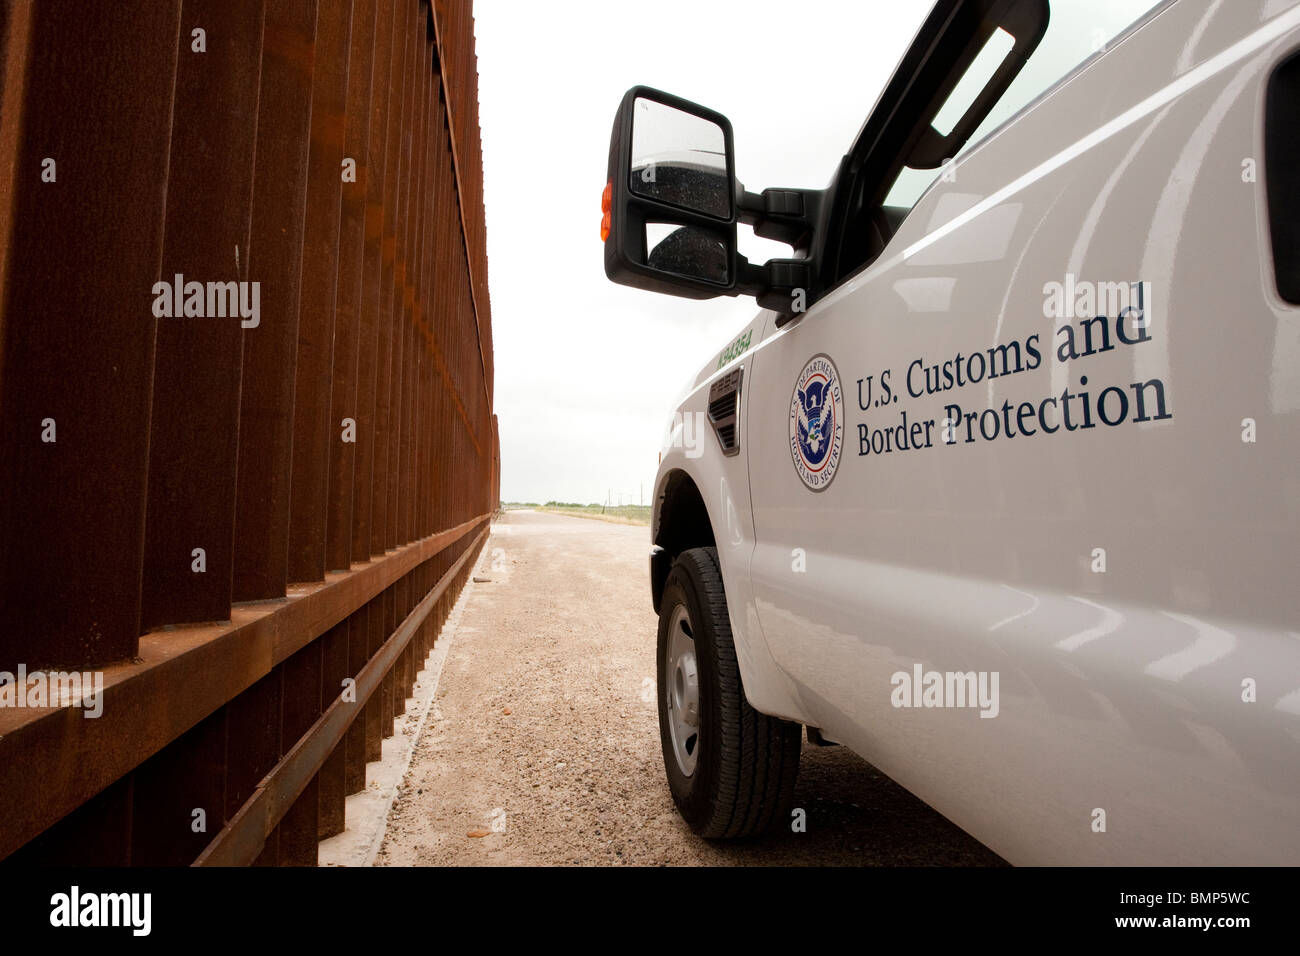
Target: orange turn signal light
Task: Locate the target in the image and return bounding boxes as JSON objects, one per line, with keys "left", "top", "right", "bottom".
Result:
{"left": 601, "top": 180, "right": 612, "bottom": 242}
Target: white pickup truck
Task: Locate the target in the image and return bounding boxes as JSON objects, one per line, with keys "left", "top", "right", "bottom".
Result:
{"left": 602, "top": 0, "right": 1300, "bottom": 865}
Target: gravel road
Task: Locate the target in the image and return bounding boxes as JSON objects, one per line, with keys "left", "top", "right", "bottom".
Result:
{"left": 376, "top": 509, "right": 1004, "bottom": 866}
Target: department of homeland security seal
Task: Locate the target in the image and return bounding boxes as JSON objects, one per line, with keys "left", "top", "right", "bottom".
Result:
{"left": 790, "top": 354, "right": 844, "bottom": 492}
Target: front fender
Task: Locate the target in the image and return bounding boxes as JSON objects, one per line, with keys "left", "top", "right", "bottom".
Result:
{"left": 653, "top": 376, "right": 810, "bottom": 725}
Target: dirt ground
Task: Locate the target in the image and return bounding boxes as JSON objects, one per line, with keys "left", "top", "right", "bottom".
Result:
{"left": 376, "top": 509, "right": 1003, "bottom": 866}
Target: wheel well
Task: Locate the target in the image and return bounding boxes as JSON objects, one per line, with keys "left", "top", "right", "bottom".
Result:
{"left": 651, "top": 471, "right": 715, "bottom": 612}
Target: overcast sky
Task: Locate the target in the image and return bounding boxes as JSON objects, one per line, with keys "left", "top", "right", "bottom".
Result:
{"left": 474, "top": 0, "right": 933, "bottom": 505}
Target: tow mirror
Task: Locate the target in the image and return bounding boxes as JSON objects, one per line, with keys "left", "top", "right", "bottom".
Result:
{"left": 603, "top": 86, "right": 818, "bottom": 316}
{"left": 604, "top": 87, "right": 738, "bottom": 297}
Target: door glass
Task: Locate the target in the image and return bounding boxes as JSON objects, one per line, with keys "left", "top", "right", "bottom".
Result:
{"left": 932, "top": 27, "right": 1016, "bottom": 136}
{"left": 884, "top": 0, "right": 1168, "bottom": 211}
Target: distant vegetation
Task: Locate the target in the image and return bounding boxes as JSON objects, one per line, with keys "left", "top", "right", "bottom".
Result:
{"left": 501, "top": 501, "right": 651, "bottom": 526}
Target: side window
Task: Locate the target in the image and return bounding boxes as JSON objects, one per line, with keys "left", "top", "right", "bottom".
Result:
{"left": 883, "top": 0, "right": 1169, "bottom": 212}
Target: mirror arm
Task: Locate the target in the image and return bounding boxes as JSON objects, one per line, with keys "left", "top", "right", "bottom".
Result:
{"left": 734, "top": 178, "right": 822, "bottom": 322}
{"left": 735, "top": 255, "right": 767, "bottom": 297}
{"left": 734, "top": 254, "right": 814, "bottom": 325}
{"left": 760, "top": 258, "right": 813, "bottom": 325}
{"left": 736, "top": 185, "right": 824, "bottom": 250}
{"left": 736, "top": 186, "right": 765, "bottom": 225}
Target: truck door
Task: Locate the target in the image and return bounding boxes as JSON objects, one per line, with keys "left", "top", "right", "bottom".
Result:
{"left": 747, "top": 0, "right": 1300, "bottom": 865}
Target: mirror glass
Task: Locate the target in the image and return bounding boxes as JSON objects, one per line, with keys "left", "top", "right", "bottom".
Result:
{"left": 644, "top": 223, "right": 729, "bottom": 283}
{"left": 630, "top": 97, "right": 730, "bottom": 219}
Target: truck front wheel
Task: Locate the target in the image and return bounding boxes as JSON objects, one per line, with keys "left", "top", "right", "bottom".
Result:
{"left": 656, "top": 546, "right": 802, "bottom": 837}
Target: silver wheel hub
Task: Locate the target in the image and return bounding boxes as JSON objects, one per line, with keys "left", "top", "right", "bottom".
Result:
{"left": 666, "top": 604, "right": 700, "bottom": 777}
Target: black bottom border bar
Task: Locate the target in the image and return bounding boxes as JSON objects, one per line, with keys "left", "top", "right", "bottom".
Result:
{"left": 3, "top": 865, "right": 1289, "bottom": 942}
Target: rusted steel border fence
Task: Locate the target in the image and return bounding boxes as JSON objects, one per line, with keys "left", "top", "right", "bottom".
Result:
{"left": 0, "top": 0, "right": 497, "bottom": 865}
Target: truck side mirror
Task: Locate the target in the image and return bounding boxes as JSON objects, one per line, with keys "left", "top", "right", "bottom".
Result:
{"left": 603, "top": 87, "right": 739, "bottom": 298}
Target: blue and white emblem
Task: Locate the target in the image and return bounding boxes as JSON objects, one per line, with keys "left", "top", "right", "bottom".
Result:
{"left": 789, "top": 354, "right": 844, "bottom": 492}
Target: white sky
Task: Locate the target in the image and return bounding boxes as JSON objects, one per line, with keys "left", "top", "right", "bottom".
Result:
{"left": 474, "top": 0, "right": 935, "bottom": 505}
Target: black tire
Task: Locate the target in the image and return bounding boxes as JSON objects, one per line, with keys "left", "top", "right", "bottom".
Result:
{"left": 656, "top": 546, "right": 802, "bottom": 838}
